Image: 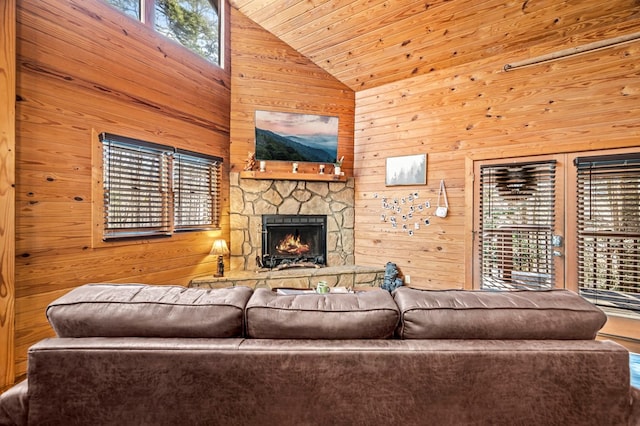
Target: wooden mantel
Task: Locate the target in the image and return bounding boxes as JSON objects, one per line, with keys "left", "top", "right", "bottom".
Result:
{"left": 240, "top": 170, "right": 346, "bottom": 182}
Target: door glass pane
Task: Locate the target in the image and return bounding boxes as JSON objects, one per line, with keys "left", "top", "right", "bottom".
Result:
{"left": 479, "top": 161, "right": 557, "bottom": 290}
{"left": 576, "top": 154, "right": 640, "bottom": 317}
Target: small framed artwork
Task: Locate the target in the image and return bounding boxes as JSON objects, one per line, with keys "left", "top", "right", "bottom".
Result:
{"left": 385, "top": 154, "right": 427, "bottom": 186}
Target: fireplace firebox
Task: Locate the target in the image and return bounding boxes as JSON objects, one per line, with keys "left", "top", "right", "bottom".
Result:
{"left": 261, "top": 215, "right": 327, "bottom": 269}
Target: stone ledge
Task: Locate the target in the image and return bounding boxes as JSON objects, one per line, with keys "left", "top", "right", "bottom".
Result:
{"left": 189, "top": 265, "right": 385, "bottom": 290}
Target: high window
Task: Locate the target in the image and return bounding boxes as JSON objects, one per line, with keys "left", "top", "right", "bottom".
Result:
{"left": 100, "top": 133, "right": 222, "bottom": 241}
{"left": 104, "top": 0, "right": 221, "bottom": 65}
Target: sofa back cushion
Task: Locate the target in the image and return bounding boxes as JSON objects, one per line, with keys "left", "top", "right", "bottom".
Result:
{"left": 47, "top": 284, "right": 253, "bottom": 338}
{"left": 245, "top": 288, "right": 399, "bottom": 339}
{"left": 393, "top": 287, "right": 607, "bottom": 340}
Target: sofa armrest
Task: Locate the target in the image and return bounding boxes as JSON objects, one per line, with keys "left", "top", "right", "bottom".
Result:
{"left": 0, "top": 380, "right": 28, "bottom": 426}
{"left": 630, "top": 386, "right": 640, "bottom": 426}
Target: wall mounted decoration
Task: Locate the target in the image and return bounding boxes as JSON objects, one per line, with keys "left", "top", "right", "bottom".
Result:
{"left": 376, "top": 190, "right": 433, "bottom": 237}
{"left": 435, "top": 179, "right": 449, "bottom": 218}
{"left": 254, "top": 110, "right": 339, "bottom": 163}
{"left": 385, "top": 154, "right": 427, "bottom": 186}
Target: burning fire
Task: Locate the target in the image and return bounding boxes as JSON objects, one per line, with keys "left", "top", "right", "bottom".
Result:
{"left": 276, "top": 234, "right": 310, "bottom": 255}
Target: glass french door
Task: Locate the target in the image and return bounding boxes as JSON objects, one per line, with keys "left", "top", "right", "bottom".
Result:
{"left": 473, "top": 150, "right": 640, "bottom": 342}
{"left": 473, "top": 155, "right": 566, "bottom": 290}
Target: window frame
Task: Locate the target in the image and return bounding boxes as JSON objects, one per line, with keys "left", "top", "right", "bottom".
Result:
{"left": 104, "top": 0, "right": 224, "bottom": 67}
{"left": 93, "top": 131, "right": 223, "bottom": 246}
{"left": 566, "top": 147, "right": 640, "bottom": 341}
{"left": 101, "top": 134, "right": 173, "bottom": 240}
{"left": 476, "top": 160, "right": 558, "bottom": 291}
{"left": 173, "top": 148, "right": 222, "bottom": 232}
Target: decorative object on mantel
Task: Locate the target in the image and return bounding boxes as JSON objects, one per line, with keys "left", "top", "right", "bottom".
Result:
{"left": 319, "top": 164, "right": 325, "bottom": 174}
{"left": 243, "top": 152, "right": 256, "bottom": 171}
{"left": 210, "top": 239, "right": 229, "bottom": 277}
{"left": 385, "top": 154, "right": 427, "bottom": 186}
{"left": 381, "top": 262, "right": 403, "bottom": 292}
{"left": 334, "top": 156, "right": 344, "bottom": 175}
{"left": 259, "top": 160, "right": 266, "bottom": 172}
{"left": 292, "top": 162, "right": 299, "bottom": 173}
{"left": 435, "top": 179, "right": 448, "bottom": 218}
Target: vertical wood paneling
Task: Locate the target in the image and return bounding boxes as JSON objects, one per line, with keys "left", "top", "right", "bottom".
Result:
{"left": 12, "top": 0, "right": 231, "bottom": 379}
{"left": 229, "top": 8, "right": 355, "bottom": 176}
{"left": 0, "top": 0, "right": 16, "bottom": 390}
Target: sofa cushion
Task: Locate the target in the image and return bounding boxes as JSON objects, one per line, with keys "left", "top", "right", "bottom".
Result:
{"left": 393, "top": 287, "right": 607, "bottom": 340}
{"left": 245, "top": 288, "right": 399, "bottom": 339}
{"left": 46, "top": 284, "right": 253, "bottom": 338}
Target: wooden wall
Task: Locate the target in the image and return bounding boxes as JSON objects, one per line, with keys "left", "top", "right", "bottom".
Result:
{"left": 353, "top": 3, "right": 640, "bottom": 289}
{"left": 6, "top": 0, "right": 640, "bottom": 386}
{"left": 229, "top": 8, "right": 354, "bottom": 176}
{"left": 1, "top": 0, "right": 16, "bottom": 390}
{"left": 11, "top": 0, "right": 231, "bottom": 379}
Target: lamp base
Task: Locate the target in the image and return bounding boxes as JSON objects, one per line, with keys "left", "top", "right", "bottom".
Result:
{"left": 215, "top": 255, "right": 225, "bottom": 277}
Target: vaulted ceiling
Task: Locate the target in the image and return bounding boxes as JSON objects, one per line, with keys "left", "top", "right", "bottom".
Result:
{"left": 229, "top": 0, "right": 640, "bottom": 91}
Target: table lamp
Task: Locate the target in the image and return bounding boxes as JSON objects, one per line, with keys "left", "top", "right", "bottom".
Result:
{"left": 210, "top": 239, "right": 229, "bottom": 277}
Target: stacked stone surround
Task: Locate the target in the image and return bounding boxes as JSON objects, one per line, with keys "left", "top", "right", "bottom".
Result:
{"left": 189, "top": 265, "right": 384, "bottom": 290}
{"left": 229, "top": 172, "right": 355, "bottom": 272}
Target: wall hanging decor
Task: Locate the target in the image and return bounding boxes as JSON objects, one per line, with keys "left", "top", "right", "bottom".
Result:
{"left": 254, "top": 110, "right": 338, "bottom": 163}
{"left": 375, "top": 191, "right": 432, "bottom": 237}
{"left": 385, "top": 154, "right": 427, "bottom": 186}
{"left": 435, "top": 179, "right": 448, "bottom": 218}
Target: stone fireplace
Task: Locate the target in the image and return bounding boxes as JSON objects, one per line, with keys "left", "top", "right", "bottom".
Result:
{"left": 229, "top": 172, "right": 355, "bottom": 272}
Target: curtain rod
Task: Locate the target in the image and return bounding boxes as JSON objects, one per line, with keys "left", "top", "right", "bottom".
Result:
{"left": 503, "top": 31, "right": 640, "bottom": 72}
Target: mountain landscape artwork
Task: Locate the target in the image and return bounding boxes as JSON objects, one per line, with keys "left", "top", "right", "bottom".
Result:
{"left": 255, "top": 110, "right": 339, "bottom": 163}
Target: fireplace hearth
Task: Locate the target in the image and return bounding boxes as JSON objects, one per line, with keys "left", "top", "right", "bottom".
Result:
{"left": 261, "top": 215, "right": 327, "bottom": 269}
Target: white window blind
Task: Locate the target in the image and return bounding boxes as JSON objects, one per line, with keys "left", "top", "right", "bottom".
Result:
{"left": 576, "top": 154, "right": 640, "bottom": 315}
{"left": 100, "top": 133, "right": 222, "bottom": 241}
{"left": 174, "top": 149, "right": 222, "bottom": 231}
{"left": 102, "top": 136, "right": 171, "bottom": 240}
{"left": 479, "top": 161, "right": 557, "bottom": 290}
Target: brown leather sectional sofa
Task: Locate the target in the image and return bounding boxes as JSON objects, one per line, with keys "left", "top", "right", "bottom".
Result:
{"left": 1, "top": 284, "right": 639, "bottom": 425}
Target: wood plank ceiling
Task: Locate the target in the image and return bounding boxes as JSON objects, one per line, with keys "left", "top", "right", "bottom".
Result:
{"left": 229, "top": 0, "right": 640, "bottom": 91}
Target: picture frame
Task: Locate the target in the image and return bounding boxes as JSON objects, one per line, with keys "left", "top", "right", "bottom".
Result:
{"left": 254, "top": 110, "right": 339, "bottom": 163}
{"left": 385, "top": 154, "right": 427, "bottom": 186}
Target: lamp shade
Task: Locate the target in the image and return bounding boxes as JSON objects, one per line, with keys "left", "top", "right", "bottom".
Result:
{"left": 210, "top": 239, "right": 229, "bottom": 256}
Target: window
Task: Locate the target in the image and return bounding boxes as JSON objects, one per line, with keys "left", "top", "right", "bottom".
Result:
{"left": 575, "top": 153, "right": 640, "bottom": 315}
{"left": 100, "top": 133, "right": 222, "bottom": 241}
{"left": 476, "top": 160, "right": 558, "bottom": 290}
{"left": 105, "top": 0, "right": 140, "bottom": 19}
{"left": 173, "top": 149, "right": 222, "bottom": 231}
{"left": 104, "top": 0, "right": 221, "bottom": 65}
